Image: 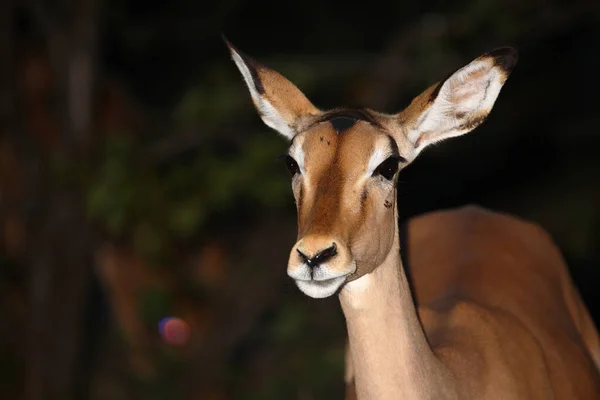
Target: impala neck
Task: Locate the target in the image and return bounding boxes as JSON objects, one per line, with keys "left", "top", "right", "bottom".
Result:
{"left": 339, "top": 216, "right": 457, "bottom": 400}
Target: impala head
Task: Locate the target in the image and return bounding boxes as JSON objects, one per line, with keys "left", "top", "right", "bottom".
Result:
{"left": 227, "top": 39, "right": 517, "bottom": 299}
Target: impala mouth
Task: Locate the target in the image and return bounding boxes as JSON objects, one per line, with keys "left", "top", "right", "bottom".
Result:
{"left": 294, "top": 275, "right": 348, "bottom": 299}
{"left": 287, "top": 260, "right": 356, "bottom": 298}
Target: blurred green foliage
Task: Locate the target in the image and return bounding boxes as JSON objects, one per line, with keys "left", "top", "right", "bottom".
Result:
{"left": 86, "top": 130, "right": 291, "bottom": 263}
{"left": 139, "top": 287, "right": 171, "bottom": 327}
{"left": 227, "top": 298, "right": 346, "bottom": 400}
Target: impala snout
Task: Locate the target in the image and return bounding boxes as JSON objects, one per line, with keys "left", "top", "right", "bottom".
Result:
{"left": 288, "top": 236, "right": 355, "bottom": 298}
{"left": 296, "top": 242, "right": 337, "bottom": 268}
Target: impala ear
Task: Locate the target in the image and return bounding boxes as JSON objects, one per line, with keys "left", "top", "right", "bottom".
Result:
{"left": 225, "top": 38, "right": 320, "bottom": 140}
{"left": 396, "top": 47, "right": 518, "bottom": 160}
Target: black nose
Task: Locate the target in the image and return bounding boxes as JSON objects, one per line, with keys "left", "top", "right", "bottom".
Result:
{"left": 296, "top": 243, "right": 337, "bottom": 268}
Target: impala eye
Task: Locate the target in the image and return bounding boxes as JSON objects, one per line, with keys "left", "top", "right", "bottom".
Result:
{"left": 284, "top": 155, "right": 300, "bottom": 176}
{"left": 373, "top": 156, "right": 401, "bottom": 180}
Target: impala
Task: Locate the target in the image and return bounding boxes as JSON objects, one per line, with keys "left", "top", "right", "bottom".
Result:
{"left": 226, "top": 39, "right": 600, "bottom": 399}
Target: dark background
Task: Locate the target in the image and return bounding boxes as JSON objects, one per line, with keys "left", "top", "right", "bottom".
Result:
{"left": 1, "top": 0, "right": 599, "bottom": 399}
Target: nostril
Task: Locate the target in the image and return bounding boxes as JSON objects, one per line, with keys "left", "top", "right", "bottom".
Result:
{"left": 317, "top": 243, "right": 337, "bottom": 260}
{"left": 296, "top": 249, "right": 310, "bottom": 265}
{"left": 297, "top": 243, "right": 338, "bottom": 269}
{"left": 312, "top": 243, "right": 337, "bottom": 266}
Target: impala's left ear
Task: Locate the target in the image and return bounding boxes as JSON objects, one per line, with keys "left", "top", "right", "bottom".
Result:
{"left": 225, "top": 38, "right": 321, "bottom": 140}
{"left": 396, "top": 47, "right": 518, "bottom": 160}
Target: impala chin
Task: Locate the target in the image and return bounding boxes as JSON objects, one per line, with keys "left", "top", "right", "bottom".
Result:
{"left": 288, "top": 262, "right": 356, "bottom": 299}
{"left": 296, "top": 276, "right": 348, "bottom": 298}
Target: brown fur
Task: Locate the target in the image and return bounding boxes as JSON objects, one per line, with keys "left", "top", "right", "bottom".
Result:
{"left": 341, "top": 207, "right": 600, "bottom": 399}
{"left": 406, "top": 207, "right": 600, "bottom": 399}
{"left": 291, "top": 121, "right": 397, "bottom": 280}
{"left": 228, "top": 41, "right": 600, "bottom": 398}
{"left": 225, "top": 38, "right": 320, "bottom": 133}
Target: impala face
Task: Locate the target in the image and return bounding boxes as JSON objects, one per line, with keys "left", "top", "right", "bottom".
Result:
{"left": 227, "top": 39, "right": 517, "bottom": 298}
{"left": 285, "top": 116, "right": 405, "bottom": 297}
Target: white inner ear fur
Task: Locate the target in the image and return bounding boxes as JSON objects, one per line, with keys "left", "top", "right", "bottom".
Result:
{"left": 230, "top": 50, "right": 296, "bottom": 140}
{"left": 257, "top": 98, "right": 297, "bottom": 140}
{"left": 408, "top": 58, "right": 505, "bottom": 153}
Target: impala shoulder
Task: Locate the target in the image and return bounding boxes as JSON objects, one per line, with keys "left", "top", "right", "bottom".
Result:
{"left": 412, "top": 204, "right": 559, "bottom": 246}
{"left": 422, "top": 298, "right": 552, "bottom": 397}
{"left": 455, "top": 204, "right": 552, "bottom": 236}
{"left": 420, "top": 300, "right": 495, "bottom": 379}
{"left": 460, "top": 206, "right": 564, "bottom": 259}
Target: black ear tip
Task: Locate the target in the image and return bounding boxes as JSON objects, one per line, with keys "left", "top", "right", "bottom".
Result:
{"left": 221, "top": 34, "right": 236, "bottom": 53}
{"left": 221, "top": 37, "right": 258, "bottom": 66}
{"left": 486, "top": 46, "right": 519, "bottom": 74}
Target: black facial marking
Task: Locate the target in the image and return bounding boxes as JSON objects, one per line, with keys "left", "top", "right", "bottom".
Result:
{"left": 297, "top": 184, "right": 303, "bottom": 210}
{"left": 330, "top": 116, "right": 357, "bottom": 133}
{"left": 384, "top": 200, "right": 393, "bottom": 208}
{"left": 315, "top": 108, "right": 383, "bottom": 130}
{"left": 359, "top": 188, "right": 368, "bottom": 215}
{"left": 361, "top": 189, "right": 368, "bottom": 204}
{"left": 327, "top": 140, "right": 331, "bottom": 146}
{"left": 320, "top": 136, "right": 323, "bottom": 142}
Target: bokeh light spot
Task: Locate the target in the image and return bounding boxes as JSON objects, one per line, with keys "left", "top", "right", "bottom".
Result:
{"left": 158, "top": 316, "right": 191, "bottom": 345}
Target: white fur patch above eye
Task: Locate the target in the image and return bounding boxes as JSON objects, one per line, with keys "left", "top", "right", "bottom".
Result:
{"left": 366, "top": 148, "right": 387, "bottom": 177}
{"left": 288, "top": 138, "right": 306, "bottom": 175}
{"left": 230, "top": 50, "right": 296, "bottom": 139}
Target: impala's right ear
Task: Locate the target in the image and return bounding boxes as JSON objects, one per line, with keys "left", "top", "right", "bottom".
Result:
{"left": 225, "top": 39, "right": 320, "bottom": 140}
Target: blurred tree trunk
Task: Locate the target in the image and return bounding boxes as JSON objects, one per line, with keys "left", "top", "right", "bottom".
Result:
{"left": 0, "top": 1, "right": 14, "bottom": 128}
{"left": 24, "top": 0, "right": 100, "bottom": 399}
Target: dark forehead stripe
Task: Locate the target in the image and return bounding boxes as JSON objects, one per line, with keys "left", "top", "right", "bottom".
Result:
{"left": 330, "top": 117, "right": 357, "bottom": 133}
{"left": 315, "top": 108, "right": 383, "bottom": 132}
